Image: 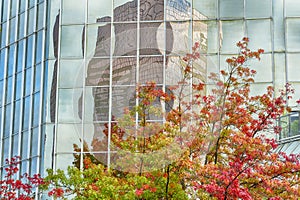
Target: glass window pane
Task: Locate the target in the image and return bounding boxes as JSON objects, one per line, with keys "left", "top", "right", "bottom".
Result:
{"left": 141, "top": 0, "right": 165, "bottom": 21}
{"left": 0, "top": 49, "right": 6, "bottom": 80}
{"left": 9, "top": 17, "right": 16, "bottom": 44}
{"left": 220, "top": 20, "right": 244, "bottom": 53}
{"left": 29, "top": 0, "right": 35, "bottom": 8}
{"left": 246, "top": 53, "right": 273, "bottom": 82}
{"left": 84, "top": 123, "right": 107, "bottom": 151}
{"left": 18, "top": 12, "right": 26, "bottom": 40}
{"left": 19, "top": 0, "right": 27, "bottom": 13}
{"left": 56, "top": 124, "right": 82, "bottom": 153}
{"left": 220, "top": 0, "right": 244, "bottom": 19}
{"left": 12, "top": 134, "right": 20, "bottom": 156}
{"left": 113, "top": 23, "right": 137, "bottom": 56}
{"left": 34, "top": 64, "right": 41, "bottom": 92}
{"left": 193, "top": 0, "right": 217, "bottom": 19}
{"left": 139, "top": 56, "right": 163, "bottom": 84}
{"left": 2, "top": 138, "right": 10, "bottom": 161}
{"left": 13, "top": 100, "right": 21, "bottom": 133}
{"left": 59, "top": 60, "right": 84, "bottom": 88}
{"left": 88, "top": 0, "right": 112, "bottom": 23}
{"left": 10, "top": 0, "right": 18, "bottom": 18}
{"left": 35, "top": 31, "right": 43, "bottom": 64}
{"left": 112, "top": 57, "right": 136, "bottom": 85}
{"left": 1, "top": 0, "right": 8, "bottom": 22}
{"left": 245, "top": 0, "right": 271, "bottom": 18}
{"left": 86, "top": 58, "right": 110, "bottom": 86}
{"left": 27, "top": 8, "right": 36, "bottom": 35}
{"left": 1, "top": 22, "right": 7, "bottom": 48}
{"left": 62, "top": 0, "right": 86, "bottom": 24}
{"left": 22, "top": 97, "right": 31, "bottom": 131}
{"left": 0, "top": 80, "right": 3, "bottom": 105}
{"left": 24, "top": 67, "right": 32, "bottom": 96}
{"left": 31, "top": 128, "right": 40, "bottom": 156}
{"left": 167, "top": 21, "right": 190, "bottom": 56}
{"left": 58, "top": 89, "right": 83, "bottom": 123}
{"left": 114, "top": 0, "right": 137, "bottom": 22}
{"left": 60, "top": 25, "right": 84, "bottom": 58}
{"left": 4, "top": 104, "right": 12, "bottom": 137}
{"left": 26, "top": 35, "right": 34, "bottom": 68}
{"left": 5, "top": 76, "right": 13, "bottom": 104}
{"left": 86, "top": 23, "right": 111, "bottom": 58}
{"left": 286, "top": 0, "right": 300, "bottom": 17}
{"left": 15, "top": 73, "right": 23, "bottom": 100}
{"left": 32, "top": 92, "right": 41, "bottom": 127}
{"left": 286, "top": 19, "right": 300, "bottom": 52}
{"left": 140, "top": 22, "right": 165, "bottom": 55}
{"left": 8, "top": 44, "right": 16, "bottom": 77}
{"left": 37, "top": 2, "right": 45, "bottom": 30}
{"left": 287, "top": 53, "right": 300, "bottom": 82}
{"left": 112, "top": 86, "right": 136, "bottom": 119}
{"left": 246, "top": 19, "right": 272, "bottom": 52}
{"left": 21, "top": 131, "right": 29, "bottom": 158}
{"left": 17, "top": 40, "right": 25, "bottom": 72}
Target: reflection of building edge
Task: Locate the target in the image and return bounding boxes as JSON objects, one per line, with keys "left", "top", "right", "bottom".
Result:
{"left": 50, "top": 0, "right": 208, "bottom": 165}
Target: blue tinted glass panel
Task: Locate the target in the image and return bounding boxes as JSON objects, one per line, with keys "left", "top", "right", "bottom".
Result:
{"left": 26, "top": 36, "right": 34, "bottom": 68}
{"left": 20, "top": 0, "right": 27, "bottom": 13}
{"left": 0, "top": 49, "right": 6, "bottom": 80}
{"left": 35, "top": 31, "right": 43, "bottom": 64}
{"left": 13, "top": 100, "right": 21, "bottom": 133}
{"left": 5, "top": 76, "right": 13, "bottom": 104}
{"left": 34, "top": 64, "right": 41, "bottom": 92}
{"left": 29, "top": 0, "right": 36, "bottom": 8}
{"left": 17, "top": 40, "right": 25, "bottom": 72}
{"left": 1, "top": 22, "right": 7, "bottom": 48}
{"left": 9, "top": 17, "right": 17, "bottom": 44}
{"left": 8, "top": 44, "right": 16, "bottom": 77}
{"left": 31, "top": 128, "right": 39, "bottom": 157}
{"left": 18, "top": 12, "right": 26, "bottom": 39}
{"left": 15, "top": 73, "right": 23, "bottom": 100}
{"left": 37, "top": 2, "right": 45, "bottom": 30}
{"left": 10, "top": 0, "right": 18, "bottom": 18}
{"left": 32, "top": 92, "right": 40, "bottom": 127}
{"left": 22, "top": 97, "right": 31, "bottom": 131}
{"left": 12, "top": 134, "right": 20, "bottom": 156}
{"left": 24, "top": 67, "right": 32, "bottom": 96}
{"left": 27, "top": 8, "right": 36, "bottom": 35}
{"left": 21, "top": 131, "right": 29, "bottom": 158}
{"left": 0, "top": 80, "right": 3, "bottom": 105}
{"left": 4, "top": 104, "right": 12, "bottom": 137}
{"left": 1, "top": 1, "right": 8, "bottom": 22}
{"left": 2, "top": 138, "right": 10, "bottom": 161}
{"left": 30, "top": 157, "right": 39, "bottom": 175}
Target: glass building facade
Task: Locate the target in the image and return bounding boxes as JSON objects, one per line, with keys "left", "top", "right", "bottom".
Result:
{"left": 1, "top": 0, "right": 300, "bottom": 191}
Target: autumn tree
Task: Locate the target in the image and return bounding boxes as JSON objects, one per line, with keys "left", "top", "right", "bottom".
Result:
{"left": 41, "top": 38, "right": 300, "bottom": 200}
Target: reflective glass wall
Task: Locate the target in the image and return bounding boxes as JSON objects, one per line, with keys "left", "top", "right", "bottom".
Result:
{"left": 0, "top": 0, "right": 48, "bottom": 184}
{"left": 48, "top": 0, "right": 300, "bottom": 170}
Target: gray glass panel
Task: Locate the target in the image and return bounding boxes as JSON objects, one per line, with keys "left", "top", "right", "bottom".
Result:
{"left": 286, "top": 0, "right": 300, "bottom": 17}
{"left": 86, "top": 58, "right": 110, "bottom": 86}
{"left": 139, "top": 56, "right": 164, "bottom": 84}
{"left": 286, "top": 19, "right": 300, "bottom": 52}
{"left": 140, "top": 22, "right": 165, "bottom": 55}
{"left": 34, "top": 64, "right": 41, "bottom": 92}
{"left": 37, "top": 2, "right": 45, "bottom": 30}
{"left": 56, "top": 124, "right": 82, "bottom": 153}
{"left": 59, "top": 60, "right": 84, "bottom": 88}
{"left": 84, "top": 123, "right": 108, "bottom": 152}
{"left": 193, "top": 0, "right": 217, "bottom": 19}
{"left": 88, "top": 0, "right": 112, "bottom": 23}
{"left": 31, "top": 128, "right": 39, "bottom": 156}
{"left": 4, "top": 104, "right": 12, "bottom": 137}
{"left": 220, "top": 0, "right": 244, "bottom": 19}
{"left": 141, "top": 0, "right": 164, "bottom": 21}
{"left": 220, "top": 20, "right": 244, "bottom": 53}
{"left": 5, "top": 76, "right": 13, "bottom": 104}
{"left": 112, "top": 86, "right": 136, "bottom": 119}
{"left": 35, "top": 31, "right": 43, "bottom": 64}
{"left": 85, "top": 87, "right": 109, "bottom": 121}
{"left": 247, "top": 53, "right": 273, "bottom": 82}
{"left": 57, "top": 89, "right": 83, "bottom": 123}
{"left": 114, "top": 0, "right": 137, "bottom": 22}
{"left": 13, "top": 100, "right": 21, "bottom": 133}
{"left": 274, "top": 53, "right": 286, "bottom": 91}
{"left": 245, "top": 0, "right": 271, "bottom": 18}
{"left": 21, "top": 131, "right": 29, "bottom": 158}
{"left": 287, "top": 53, "right": 300, "bottom": 82}
{"left": 246, "top": 20, "right": 272, "bottom": 52}
{"left": 62, "top": 0, "right": 86, "bottom": 25}
{"left": 60, "top": 25, "right": 84, "bottom": 58}
{"left": 113, "top": 23, "right": 137, "bottom": 56}
{"left": 12, "top": 134, "right": 19, "bottom": 156}
{"left": 112, "top": 57, "right": 136, "bottom": 85}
